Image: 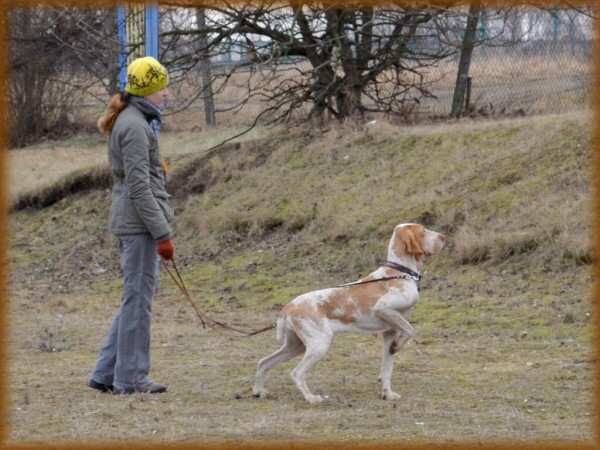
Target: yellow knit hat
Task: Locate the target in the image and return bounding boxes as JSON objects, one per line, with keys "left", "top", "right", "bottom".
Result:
{"left": 124, "top": 56, "right": 169, "bottom": 97}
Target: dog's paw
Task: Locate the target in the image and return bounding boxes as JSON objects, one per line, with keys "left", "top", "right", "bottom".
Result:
{"left": 252, "top": 388, "right": 268, "bottom": 399}
{"left": 305, "top": 394, "right": 324, "bottom": 405}
{"left": 382, "top": 391, "right": 401, "bottom": 401}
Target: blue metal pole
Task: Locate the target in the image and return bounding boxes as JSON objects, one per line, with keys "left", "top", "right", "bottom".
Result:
{"left": 146, "top": 1, "right": 159, "bottom": 58}
{"left": 117, "top": 4, "right": 127, "bottom": 90}
{"left": 145, "top": 1, "right": 160, "bottom": 140}
{"left": 145, "top": 1, "right": 162, "bottom": 289}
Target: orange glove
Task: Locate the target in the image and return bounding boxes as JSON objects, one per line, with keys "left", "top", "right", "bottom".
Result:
{"left": 157, "top": 239, "right": 174, "bottom": 260}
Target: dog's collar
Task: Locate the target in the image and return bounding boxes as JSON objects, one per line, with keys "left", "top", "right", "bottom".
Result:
{"left": 386, "top": 261, "right": 421, "bottom": 282}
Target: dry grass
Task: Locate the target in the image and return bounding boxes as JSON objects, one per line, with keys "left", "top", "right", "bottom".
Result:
{"left": 172, "top": 110, "right": 592, "bottom": 266}
{"left": 7, "top": 110, "right": 594, "bottom": 445}
{"left": 9, "top": 125, "right": 275, "bottom": 203}
{"left": 429, "top": 53, "right": 590, "bottom": 88}
{"left": 8, "top": 135, "right": 107, "bottom": 201}
{"left": 11, "top": 164, "right": 113, "bottom": 211}
{"left": 7, "top": 282, "right": 594, "bottom": 444}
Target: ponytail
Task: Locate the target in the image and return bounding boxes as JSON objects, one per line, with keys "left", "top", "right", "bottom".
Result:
{"left": 97, "top": 91, "right": 130, "bottom": 135}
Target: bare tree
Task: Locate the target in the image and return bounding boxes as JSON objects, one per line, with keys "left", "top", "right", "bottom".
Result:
{"left": 196, "top": 8, "right": 216, "bottom": 127}
{"left": 6, "top": 3, "right": 124, "bottom": 147}
{"left": 102, "top": 7, "right": 120, "bottom": 95}
{"left": 8, "top": 6, "right": 80, "bottom": 147}
{"left": 450, "top": 0, "right": 481, "bottom": 117}
{"left": 7, "top": 1, "right": 593, "bottom": 147}
{"left": 160, "top": 2, "right": 471, "bottom": 126}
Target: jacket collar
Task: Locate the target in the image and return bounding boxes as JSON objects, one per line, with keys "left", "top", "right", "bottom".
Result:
{"left": 129, "top": 96, "right": 163, "bottom": 122}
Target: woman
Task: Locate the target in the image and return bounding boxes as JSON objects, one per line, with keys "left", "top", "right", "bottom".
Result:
{"left": 89, "top": 56, "right": 175, "bottom": 395}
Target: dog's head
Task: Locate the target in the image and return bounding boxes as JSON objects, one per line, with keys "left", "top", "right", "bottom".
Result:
{"left": 388, "top": 223, "right": 445, "bottom": 262}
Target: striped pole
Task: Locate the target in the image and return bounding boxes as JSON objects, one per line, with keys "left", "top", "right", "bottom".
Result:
{"left": 118, "top": 2, "right": 159, "bottom": 86}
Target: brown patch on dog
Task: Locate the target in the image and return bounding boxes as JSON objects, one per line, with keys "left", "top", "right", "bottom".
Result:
{"left": 280, "top": 268, "right": 410, "bottom": 329}
{"left": 307, "top": 271, "right": 410, "bottom": 326}
{"left": 321, "top": 289, "right": 361, "bottom": 324}
{"left": 281, "top": 303, "right": 324, "bottom": 328}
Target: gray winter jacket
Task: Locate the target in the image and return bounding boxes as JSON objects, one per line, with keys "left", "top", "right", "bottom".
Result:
{"left": 107, "top": 97, "right": 174, "bottom": 242}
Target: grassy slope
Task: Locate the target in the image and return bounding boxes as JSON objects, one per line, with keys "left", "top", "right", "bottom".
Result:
{"left": 8, "top": 125, "right": 273, "bottom": 202}
{"left": 8, "top": 111, "right": 594, "bottom": 444}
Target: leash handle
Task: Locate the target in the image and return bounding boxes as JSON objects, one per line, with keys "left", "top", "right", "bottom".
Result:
{"left": 160, "top": 257, "right": 276, "bottom": 337}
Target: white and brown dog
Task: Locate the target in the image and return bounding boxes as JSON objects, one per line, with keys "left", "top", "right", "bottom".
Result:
{"left": 252, "top": 223, "right": 446, "bottom": 404}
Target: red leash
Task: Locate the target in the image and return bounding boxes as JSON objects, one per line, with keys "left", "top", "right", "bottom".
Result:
{"left": 161, "top": 258, "right": 276, "bottom": 337}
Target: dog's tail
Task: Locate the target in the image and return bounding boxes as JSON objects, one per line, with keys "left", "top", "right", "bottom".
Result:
{"left": 275, "top": 315, "right": 286, "bottom": 344}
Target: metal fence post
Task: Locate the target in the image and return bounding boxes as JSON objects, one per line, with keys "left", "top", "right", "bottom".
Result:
{"left": 479, "top": 9, "right": 487, "bottom": 41}
{"left": 143, "top": 0, "right": 162, "bottom": 291}
{"left": 117, "top": 4, "right": 127, "bottom": 91}
{"left": 146, "top": 1, "right": 159, "bottom": 59}
{"left": 227, "top": 37, "right": 233, "bottom": 70}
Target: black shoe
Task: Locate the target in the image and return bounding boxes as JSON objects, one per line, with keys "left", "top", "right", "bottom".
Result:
{"left": 112, "top": 383, "right": 167, "bottom": 395}
{"left": 89, "top": 379, "right": 113, "bottom": 393}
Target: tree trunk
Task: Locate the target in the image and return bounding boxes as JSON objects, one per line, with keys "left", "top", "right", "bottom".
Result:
{"left": 104, "top": 7, "right": 120, "bottom": 95}
{"left": 9, "top": 9, "right": 49, "bottom": 146}
{"left": 450, "top": 0, "right": 481, "bottom": 117}
{"left": 335, "top": 83, "right": 363, "bottom": 121}
{"left": 196, "top": 8, "right": 216, "bottom": 127}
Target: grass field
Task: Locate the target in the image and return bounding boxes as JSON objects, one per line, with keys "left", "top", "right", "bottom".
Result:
{"left": 7, "top": 110, "right": 595, "bottom": 445}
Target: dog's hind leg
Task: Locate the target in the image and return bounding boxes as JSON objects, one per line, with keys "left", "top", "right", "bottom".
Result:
{"left": 290, "top": 330, "right": 332, "bottom": 405}
{"left": 253, "top": 331, "right": 305, "bottom": 399}
{"left": 379, "top": 329, "right": 402, "bottom": 400}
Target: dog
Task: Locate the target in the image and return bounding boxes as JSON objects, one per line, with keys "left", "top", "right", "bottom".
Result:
{"left": 252, "top": 223, "right": 445, "bottom": 404}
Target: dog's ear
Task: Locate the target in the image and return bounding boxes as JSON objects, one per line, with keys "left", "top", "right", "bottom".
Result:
{"left": 401, "top": 227, "right": 424, "bottom": 256}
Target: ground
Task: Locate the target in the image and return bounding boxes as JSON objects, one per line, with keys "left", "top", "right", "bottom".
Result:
{"left": 6, "top": 111, "right": 595, "bottom": 445}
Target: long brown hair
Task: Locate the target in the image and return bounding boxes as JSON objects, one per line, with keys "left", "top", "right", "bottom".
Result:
{"left": 97, "top": 91, "right": 130, "bottom": 135}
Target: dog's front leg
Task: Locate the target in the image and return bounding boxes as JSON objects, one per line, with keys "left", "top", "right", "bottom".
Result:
{"left": 379, "top": 329, "right": 402, "bottom": 400}
{"left": 375, "top": 309, "right": 414, "bottom": 400}
{"left": 376, "top": 308, "right": 414, "bottom": 352}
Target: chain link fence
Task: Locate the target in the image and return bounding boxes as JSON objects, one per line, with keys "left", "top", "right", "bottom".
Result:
{"left": 75, "top": 6, "right": 593, "bottom": 132}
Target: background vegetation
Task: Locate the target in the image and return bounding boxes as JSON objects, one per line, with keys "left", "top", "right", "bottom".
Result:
{"left": 6, "top": 2, "right": 594, "bottom": 145}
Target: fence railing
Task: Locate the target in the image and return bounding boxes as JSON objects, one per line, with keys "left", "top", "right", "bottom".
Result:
{"left": 153, "top": 40, "right": 592, "bottom": 131}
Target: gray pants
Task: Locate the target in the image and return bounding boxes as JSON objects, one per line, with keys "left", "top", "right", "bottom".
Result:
{"left": 91, "top": 234, "right": 157, "bottom": 390}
